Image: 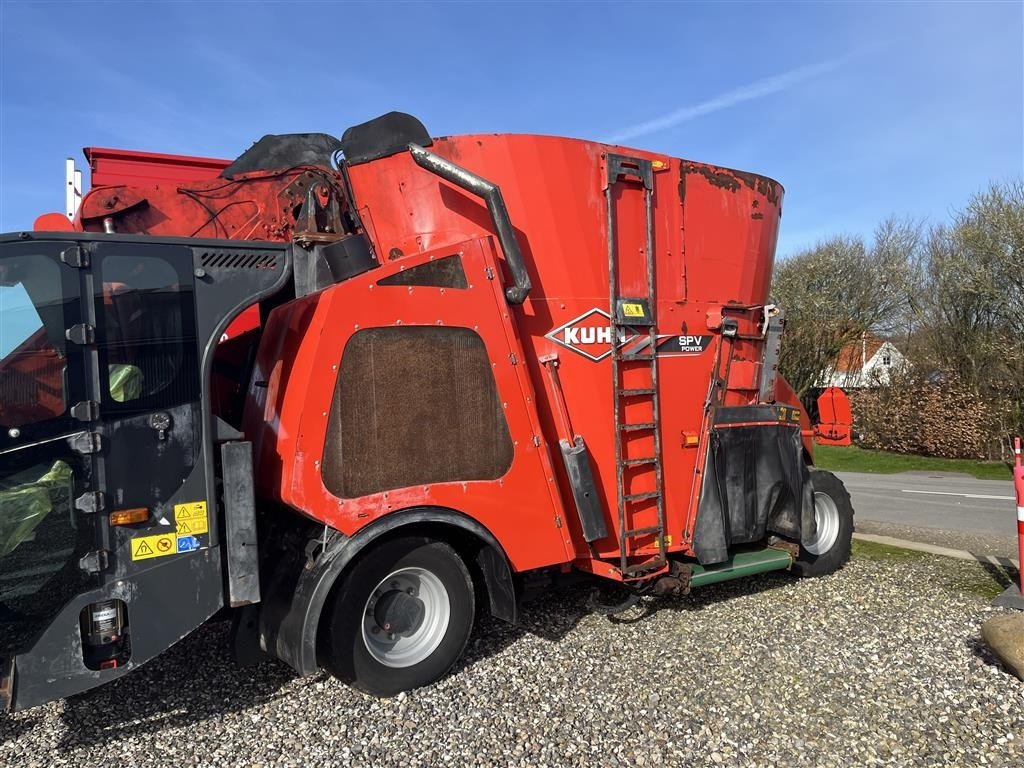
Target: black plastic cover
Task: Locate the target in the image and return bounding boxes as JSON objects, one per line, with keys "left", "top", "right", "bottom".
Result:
{"left": 220, "top": 133, "right": 343, "bottom": 178}
{"left": 559, "top": 437, "right": 608, "bottom": 543}
{"left": 340, "top": 112, "right": 432, "bottom": 166}
{"left": 692, "top": 406, "right": 815, "bottom": 565}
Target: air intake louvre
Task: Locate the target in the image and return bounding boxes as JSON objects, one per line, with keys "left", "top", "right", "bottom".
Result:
{"left": 200, "top": 251, "right": 278, "bottom": 270}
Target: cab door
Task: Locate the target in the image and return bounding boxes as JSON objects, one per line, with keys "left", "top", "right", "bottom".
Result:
{"left": 0, "top": 239, "right": 102, "bottom": 674}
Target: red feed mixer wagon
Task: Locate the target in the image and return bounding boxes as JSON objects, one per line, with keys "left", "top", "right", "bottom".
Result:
{"left": 0, "top": 113, "right": 853, "bottom": 710}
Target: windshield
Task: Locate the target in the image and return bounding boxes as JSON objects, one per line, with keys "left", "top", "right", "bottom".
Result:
{"left": 0, "top": 245, "right": 96, "bottom": 657}
{"left": 0, "top": 254, "right": 68, "bottom": 427}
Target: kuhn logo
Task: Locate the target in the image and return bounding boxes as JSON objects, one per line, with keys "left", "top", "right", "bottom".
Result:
{"left": 545, "top": 308, "right": 637, "bottom": 362}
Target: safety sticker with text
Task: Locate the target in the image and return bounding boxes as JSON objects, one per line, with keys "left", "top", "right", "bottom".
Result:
{"left": 174, "top": 500, "right": 209, "bottom": 536}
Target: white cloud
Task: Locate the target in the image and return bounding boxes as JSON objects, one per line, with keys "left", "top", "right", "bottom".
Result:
{"left": 605, "top": 55, "right": 851, "bottom": 143}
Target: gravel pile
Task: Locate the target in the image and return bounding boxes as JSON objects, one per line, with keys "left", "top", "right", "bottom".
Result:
{"left": 2, "top": 554, "right": 1022, "bottom": 767}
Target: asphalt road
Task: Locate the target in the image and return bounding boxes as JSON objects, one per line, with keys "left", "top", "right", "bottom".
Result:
{"left": 835, "top": 470, "right": 1020, "bottom": 559}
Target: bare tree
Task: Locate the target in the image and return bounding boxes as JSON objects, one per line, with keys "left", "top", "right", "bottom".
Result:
{"left": 913, "top": 180, "right": 1024, "bottom": 447}
{"left": 771, "top": 219, "right": 920, "bottom": 406}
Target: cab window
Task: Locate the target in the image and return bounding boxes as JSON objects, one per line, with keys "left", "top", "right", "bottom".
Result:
{"left": 96, "top": 254, "right": 199, "bottom": 412}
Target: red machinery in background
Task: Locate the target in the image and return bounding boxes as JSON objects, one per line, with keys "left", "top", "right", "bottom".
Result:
{"left": 814, "top": 386, "right": 854, "bottom": 446}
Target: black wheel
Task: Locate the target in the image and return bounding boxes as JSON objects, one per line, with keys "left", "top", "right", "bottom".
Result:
{"left": 321, "top": 537, "right": 474, "bottom": 696}
{"left": 792, "top": 469, "right": 854, "bottom": 577}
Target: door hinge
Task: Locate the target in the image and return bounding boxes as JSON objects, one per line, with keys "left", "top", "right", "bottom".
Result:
{"left": 75, "top": 490, "right": 106, "bottom": 514}
{"left": 70, "top": 400, "right": 99, "bottom": 422}
{"left": 554, "top": 515, "right": 563, "bottom": 529}
{"left": 68, "top": 431, "right": 103, "bottom": 455}
{"left": 509, "top": 352, "right": 518, "bottom": 365}
{"left": 532, "top": 434, "right": 541, "bottom": 447}
{"left": 65, "top": 323, "right": 95, "bottom": 345}
{"left": 79, "top": 550, "right": 108, "bottom": 574}
{"left": 485, "top": 266, "right": 495, "bottom": 280}
{"left": 60, "top": 244, "right": 89, "bottom": 268}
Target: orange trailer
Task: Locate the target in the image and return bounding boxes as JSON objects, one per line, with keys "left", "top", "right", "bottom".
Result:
{"left": 0, "top": 113, "right": 853, "bottom": 709}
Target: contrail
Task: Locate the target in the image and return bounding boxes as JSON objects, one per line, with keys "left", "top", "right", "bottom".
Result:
{"left": 605, "top": 56, "right": 850, "bottom": 143}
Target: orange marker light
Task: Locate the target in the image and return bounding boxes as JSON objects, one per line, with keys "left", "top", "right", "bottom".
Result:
{"left": 109, "top": 508, "right": 149, "bottom": 526}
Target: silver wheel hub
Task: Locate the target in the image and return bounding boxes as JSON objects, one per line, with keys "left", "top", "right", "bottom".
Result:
{"left": 806, "top": 491, "right": 841, "bottom": 556}
{"left": 362, "top": 566, "right": 450, "bottom": 668}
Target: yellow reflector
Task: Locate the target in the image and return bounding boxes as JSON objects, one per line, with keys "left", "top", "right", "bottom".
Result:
{"left": 109, "top": 507, "right": 149, "bottom": 526}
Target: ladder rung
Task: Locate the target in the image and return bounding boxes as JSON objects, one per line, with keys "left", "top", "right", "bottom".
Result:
{"left": 622, "top": 456, "right": 658, "bottom": 467}
{"left": 623, "top": 491, "right": 661, "bottom": 502}
{"left": 619, "top": 423, "right": 656, "bottom": 432}
{"left": 625, "top": 525, "right": 662, "bottom": 537}
{"left": 619, "top": 353, "right": 655, "bottom": 362}
{"left": 620, "top": 388, "right": 655, "bottom": 396}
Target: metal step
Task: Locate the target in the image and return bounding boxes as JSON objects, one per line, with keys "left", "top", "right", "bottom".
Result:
{"left": 621, "top": 456, "right": 657, "bottom": 467}
{"left": 620, "top": 353, "right": 655, "bottom": 362}
{"left": 620, "top": 388, "right": 655, "bottom": 396}
{"left": 623, "top": 491, "right": 660, "bottom": 503}
{"left": 618, "top": 422, "right": 656, "bottom": 432}
{"left": 624, "top": 525, "right": 662, "bottom": 537}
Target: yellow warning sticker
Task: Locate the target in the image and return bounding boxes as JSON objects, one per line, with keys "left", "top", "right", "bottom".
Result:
{"left": 174, "top": 500, "right": 208, "bottom": 536}
{"left": 622, "top": 302, "right": 645, "bottom": 318}
{"left": 131, "top": 532, "right": 177, "bottom": 561}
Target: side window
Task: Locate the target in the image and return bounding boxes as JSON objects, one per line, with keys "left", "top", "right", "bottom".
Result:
{"left": 97, "top": 253, "right": 199, "bottom": 412}
{"left": 0, "top": 257, "right": 67, "bottom": 427}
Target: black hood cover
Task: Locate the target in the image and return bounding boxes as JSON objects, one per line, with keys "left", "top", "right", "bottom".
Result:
{"left": 220, "top": 133, "right": 343, "bottom": 178}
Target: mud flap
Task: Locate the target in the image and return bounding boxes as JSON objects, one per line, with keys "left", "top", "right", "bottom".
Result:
{"left": 693, "top": 406, "right": 815, "bottom": 565}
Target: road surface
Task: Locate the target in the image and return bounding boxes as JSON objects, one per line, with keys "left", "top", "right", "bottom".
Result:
{"left": 834, "top": 470, "right": 1019, "bottom": 558}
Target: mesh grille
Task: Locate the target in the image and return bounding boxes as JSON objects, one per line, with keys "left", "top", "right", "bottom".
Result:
{"left": 322, "top": 326, "right": 514, "bottom": 498}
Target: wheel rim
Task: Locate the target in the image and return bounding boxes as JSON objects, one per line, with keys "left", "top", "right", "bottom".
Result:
{"left": 805, "top": 491, "right": 841, "bottom": 556}
{"left": 361, "top": 566, "right": 450, "bottom": 668}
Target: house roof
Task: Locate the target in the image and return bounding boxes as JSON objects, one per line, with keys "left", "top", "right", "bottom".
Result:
{"left": 833, "top": 334, "right": 887, "bottom": 373}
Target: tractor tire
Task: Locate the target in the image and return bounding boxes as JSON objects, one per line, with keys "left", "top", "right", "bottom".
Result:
{"left": 321, "top": 536, "right": 475, "bottom": 696}
{"left": 792, "top": 469, "right": 854, "bottom": 578}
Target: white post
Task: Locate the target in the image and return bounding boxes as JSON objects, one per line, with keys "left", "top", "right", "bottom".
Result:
{"left": 65, "top": 158, "right": 83, "bottom": 221}
{"left": 65, "top": 158, "right": 76, "bottom": 220}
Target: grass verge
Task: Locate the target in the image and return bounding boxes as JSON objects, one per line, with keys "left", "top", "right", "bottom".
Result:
{"left": 814, "top": 444, "right": 1011, "bottom": 481}
{"left": 851, "top": 538, "right": 1009, "bottom": 599}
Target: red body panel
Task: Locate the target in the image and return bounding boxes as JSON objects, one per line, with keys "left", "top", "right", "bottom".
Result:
{"left": 84, "top": 147, "right": 229, "bottom": 187}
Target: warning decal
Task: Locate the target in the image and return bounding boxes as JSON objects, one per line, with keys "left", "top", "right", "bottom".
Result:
{"left": 131, "top": 532, "right": 178, "bottom": 561}
{"left": 174, "top": 500, "right": 209, "bottom": 536}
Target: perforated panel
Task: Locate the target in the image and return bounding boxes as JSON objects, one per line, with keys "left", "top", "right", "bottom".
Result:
{"left": 322, "top": 326, "right": 514, "bottom": 498}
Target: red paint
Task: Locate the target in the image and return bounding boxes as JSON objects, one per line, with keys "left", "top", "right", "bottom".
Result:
{"left": 247, "top": 134, "right": 793, "bottom": 575}
{"left": 84, "top": 147, "right": 229, "bottom": 188}
{"left": 814, "top": 387, "right": 853, "bottom": 446}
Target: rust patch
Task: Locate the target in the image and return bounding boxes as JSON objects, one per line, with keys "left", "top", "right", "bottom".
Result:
{"left": 681, "top": 161, "right": 781, "bottom": 205}
{"left": 682, "top": 161, "right": 740, "bottom": 193}
{"left": 677, "top": 160, "right": 687, "bottom": 205}
{"left": 751, "top": 212, "right": 764, "bottom": 220}
{"left": 388, "top": 247, "right": 404, "bottom": 261}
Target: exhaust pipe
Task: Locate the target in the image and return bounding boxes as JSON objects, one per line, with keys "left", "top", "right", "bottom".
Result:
{"left": 407, "top": 143, "right": 531, "bottom": 305}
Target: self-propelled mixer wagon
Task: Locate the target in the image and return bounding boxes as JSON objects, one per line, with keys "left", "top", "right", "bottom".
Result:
{"left": 0, "top": 112, "right": 853, "bottom": 710}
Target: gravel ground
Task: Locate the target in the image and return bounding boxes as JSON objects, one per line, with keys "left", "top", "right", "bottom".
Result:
{"left": 2, "top": 553, "right": 1022, "bottom": 767}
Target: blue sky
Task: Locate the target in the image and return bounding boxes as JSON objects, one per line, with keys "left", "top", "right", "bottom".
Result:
{"left": 1, "top": 1, "right": 1021, "bottom": 256}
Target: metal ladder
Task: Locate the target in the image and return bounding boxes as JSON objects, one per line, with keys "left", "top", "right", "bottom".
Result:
{"left": 605, "top": 154, "right": 667, "bottom": 577}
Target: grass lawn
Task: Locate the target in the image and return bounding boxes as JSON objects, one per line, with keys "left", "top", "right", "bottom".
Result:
{"left": 813, "top": 444, "right": 1012, "bottom": 481}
